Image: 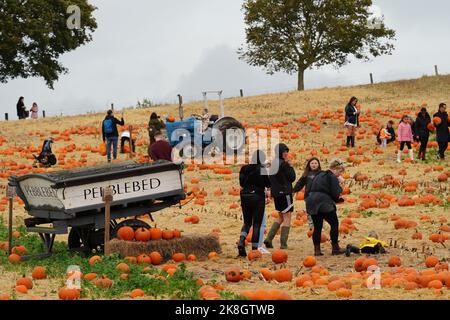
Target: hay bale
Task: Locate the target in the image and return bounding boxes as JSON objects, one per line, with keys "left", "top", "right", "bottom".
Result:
{"left": 108, "top": 234, "right": 222, "bottom": 261}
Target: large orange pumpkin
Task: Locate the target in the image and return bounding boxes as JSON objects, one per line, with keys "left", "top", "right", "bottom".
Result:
{"left": 271, "top": 249, "right": 288, "bottom": 264}
{"left": 273, "top": 269, "right": 292, "bottom": 282}
{"left": 117, "top": 226, "right": 135, "bottom": 241}
{"left": 135, "top": 228, "right": 151, "bottom": 242}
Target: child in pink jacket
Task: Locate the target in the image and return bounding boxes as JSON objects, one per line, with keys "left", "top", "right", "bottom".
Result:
{"left": 397, "top": 115, "right": 414, "bottom": 163}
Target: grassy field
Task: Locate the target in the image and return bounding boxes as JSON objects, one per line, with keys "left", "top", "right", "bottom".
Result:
{"left": 0, "top": 75, "right": 449, "bottom": 300}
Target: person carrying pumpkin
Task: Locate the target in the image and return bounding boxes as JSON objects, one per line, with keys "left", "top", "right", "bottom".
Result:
{"left": 433, "top": 103, "right": 449, "bottom": 160}
{"left": 237, "top": 150, "right": 271, "bottom": 257}
{"left": 414, "top": 107, "right": 431, "bottom": 161}
{"left": 264, "top": 143, "right": 296, "bottom": 250}
{"left": 293, "top": 157, "right": 322, "bottom": 230}
{"left": 345, "top": 231, "right": 388, "bottom": 257}
{"left": 305, "top": 159, "right": 346, "bottom": 256}
{"left": 378, "top": 125, "right": 391, "bottom": 148}
{"left": 396, "top": 115, "right": 414, "bottom": 163}
{"left": 148, "top": 112, "right": 166, "bottom": 145}
{"left": 102, "top": 109, "right": 125, "bottom": 163}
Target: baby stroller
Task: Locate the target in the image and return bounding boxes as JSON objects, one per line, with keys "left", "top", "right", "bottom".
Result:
{"left": 33, "top": 139, "right": 57, "bottom": 167}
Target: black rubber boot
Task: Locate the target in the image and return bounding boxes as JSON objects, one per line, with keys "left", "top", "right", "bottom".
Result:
{"left": 345, "top": 244, "right": 360, "bottom": 257}
{"left": 237, "top": 236, "right": 247, "bottom": 257}
{"left": 346, "top": 136, "right": 351, "bottom": 147}
{"left": 264, "top": 222, "right": 280, "bottom": 249}
{"left": 280, "top": 227, "right": 290, "bottom": 249}
{"left": 350, "top": 136, "right": 355, "bottom": 148}
{"left": 314, "top": 244, "right": 324, "bottom": 256}
{"left": 332, "top": 242, "right": 346, "bottom": 255}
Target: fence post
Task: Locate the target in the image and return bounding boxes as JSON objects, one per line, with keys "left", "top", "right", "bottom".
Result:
{"left": 111, "top": 103, "right": 114, "bottom": 112}
{"left": 5, "top": 113, "right": 8, "bottom": 121}
{"left": 370, "top": 73, "right": 374, "bottom": 85}
{"left": 42, "top": 110, "right": 46, "bottom": 118}
{"left": 129, "top": 125, "right": 134, "bottom": 159}
{"left": 240, "top": 89, "right": 244, "bottom": 97}
{"left": 103, "top": 186, "right": 113, "bottom": 256}
{"left": 178, "top": 94, "right": 184, "bottom": 121}
{"left": 435, "top": 65, "right": 439, "bottom": 76}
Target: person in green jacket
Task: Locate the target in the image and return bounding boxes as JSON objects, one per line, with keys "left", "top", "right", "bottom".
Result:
{"left": 148, "top": 112, "right": 166, "bottom": 145}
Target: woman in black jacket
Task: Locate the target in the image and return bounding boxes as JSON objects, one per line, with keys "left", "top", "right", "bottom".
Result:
{"left": 433, "top": 103, "right": 449, "bottom": 160}
{"left": 238, "top": 150, "right": 271, "bottom": 257}
{"left": 264, "top": 143, "right": 296, "bottom": 249}
{"left": 293, "top": 157, "right": 322, "bottom": 230}
{"left": 344, "top": 97, "right": 360, "bottom": 148}
{"left": 305, "top": 159, "right": 346, "bottom": 256}
{"left": 414, "top": 108, "right": 431, "bottom": 161}
{"left": 16, "top": 97, "right": 26, "bottom": 119}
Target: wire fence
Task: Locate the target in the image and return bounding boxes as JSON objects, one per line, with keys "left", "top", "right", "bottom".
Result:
{"left": 1, "top": 65, "right": 446, "bottom": 121}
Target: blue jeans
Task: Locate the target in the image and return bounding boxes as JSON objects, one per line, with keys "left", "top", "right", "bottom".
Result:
{"left": 258, "top": 211, "right": 266, "bottom": 247}
{"left": 106, "top": 137, "right": 118, "bottom": 161}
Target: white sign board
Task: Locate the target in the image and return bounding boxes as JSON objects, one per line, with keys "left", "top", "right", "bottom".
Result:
{"left": 19, "top": 178, "right": 65, "bottom": 209}
{"left": 58, "top": 170, "right": 182, "bottom": 210}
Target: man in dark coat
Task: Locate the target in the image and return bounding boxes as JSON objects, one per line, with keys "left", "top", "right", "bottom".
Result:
{"left": 305, "top": 159, "right": 346, "bottom": 256}
{"left": 433, "top": 103, "right": 449, "bottom": 160}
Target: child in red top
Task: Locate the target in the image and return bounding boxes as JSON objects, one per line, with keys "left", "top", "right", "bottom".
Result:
{"left": 397, "top": 115, "right": 414, "bottom": 163}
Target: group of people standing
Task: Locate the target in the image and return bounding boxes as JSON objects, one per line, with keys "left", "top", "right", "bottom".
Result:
{"left": 16, "top": 97, "right": 39, "bottom": 119}
{"left": 237, "top": 97, "right": 449, "bottom": 258}
{"left": 347, "top": 97, "right": 449, "bottom": 161}
{"left": 238, "top": 144, "right": 347, "bottom": 257}
{"left": 101, "top": 110, "right": 172, "bottom": 163}
{"left": 393, "top": 103, "right": 449, "bottom": 162}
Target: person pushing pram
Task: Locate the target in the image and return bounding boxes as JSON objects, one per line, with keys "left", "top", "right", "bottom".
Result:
{"left": 33, "top": 138, "right": 57, "bottom": 167}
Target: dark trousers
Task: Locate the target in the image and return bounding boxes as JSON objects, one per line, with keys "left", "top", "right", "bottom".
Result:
{"left": 120, "top": 137, "right": 136, "bottom": 153}
{"left": 311, "top": 210, "right": 339, "bottom": 245}
{"left": 347, "top": 244, "right": 385, "bottom": 254}
{"left": 438, "top": 141, "right": 448, "bottom": 159}
{"left": 399, "top": 141, "right": 412, "bottom": 150}
{"left": 240, "top": 193, "right": 265, "bottom": 249}
{"left": 418, "top": 136, "right": 428, "bottom": 160}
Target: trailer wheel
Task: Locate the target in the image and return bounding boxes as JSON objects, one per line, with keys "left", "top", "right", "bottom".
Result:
{"left": 68, "top": 226, "right": 95, "bottom": 253}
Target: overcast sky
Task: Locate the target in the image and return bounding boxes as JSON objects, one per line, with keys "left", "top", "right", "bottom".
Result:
{"left": 1, "top": 0, "right": 450, "bottom": 117}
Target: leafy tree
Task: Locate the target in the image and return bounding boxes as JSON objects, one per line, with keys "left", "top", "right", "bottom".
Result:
{"left": 0, "top": 0, "right": 97, "bottom": 88}
{"left": 239, "top": 0, "right": 396, "bottom": 91}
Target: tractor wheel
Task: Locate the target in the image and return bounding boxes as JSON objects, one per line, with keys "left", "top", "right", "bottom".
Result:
{"left": 213, "top": 117, "right": 245, "bottom": 154}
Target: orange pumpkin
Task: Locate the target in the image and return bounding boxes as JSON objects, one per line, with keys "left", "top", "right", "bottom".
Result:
{"left": 273, "top": 269, "right": 292, "bottom": 282}
{"left": 150, "top": 251, "right": 162, "bottom": 265}
{"left": 135, "top": 228, "right": 151, "bottom": 242}
{"left": 117, "top": 226, "right": 135, "bottom": 241}
{"left": 303, "top": 256, "right": 317, "bottom": 268}
{"left": 388, "top": 256, "right": 402, "bottom": 267}
{"left": 16, "top": 276, "right": 33, "bottom": 289}
{"left": 425, "top": 256, "right": 439, "bottom": 268}
{"left": 271, "top": 249, "right": 288, "bottom": 264}
{"left": 172, "top": 253, "right": 186, "bottom": 262}
{"left": 162, "top": 230, "right": 174, "bottom": 240}
{"left": 225, "top": 268, "right": 241, "bottom": 282}
{"left": 150, "top": 228, "right": 162, "bottom": 240}
{"left": 58, "top": 287, "right": 81, "bottom": 300}
{"left": 31, "top": 266, "right": 47, "bottom": 280}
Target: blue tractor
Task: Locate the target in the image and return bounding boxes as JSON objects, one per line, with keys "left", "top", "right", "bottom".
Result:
{"left": 166, "top": 91, "right": 245, "bottom": 159}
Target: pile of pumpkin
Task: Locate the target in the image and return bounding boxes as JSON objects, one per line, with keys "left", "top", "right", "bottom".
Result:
{"left": 117, "top": 226, "right": 182, "bottom": 242}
